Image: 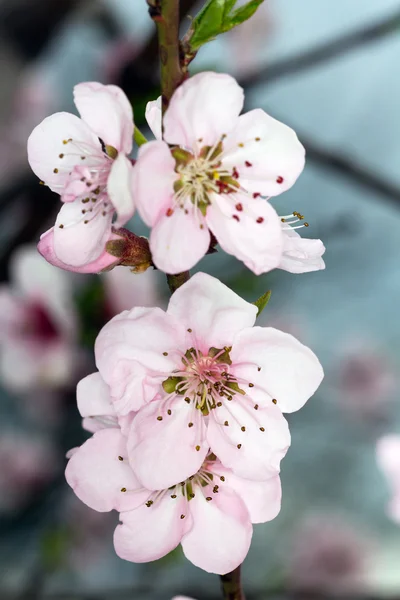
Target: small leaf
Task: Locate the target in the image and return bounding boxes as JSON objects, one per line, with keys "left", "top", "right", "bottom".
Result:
{"left": 227, "top": 0, "right": 265, "bottom": 30}
{"left": 189, "top": 0, "right": 225, "bottom": 51}
{"left": 253, "top": 290, "right": 272, "bottom": 316}
{"left": 188, "top": 0, "right": 265, "bottom": 52}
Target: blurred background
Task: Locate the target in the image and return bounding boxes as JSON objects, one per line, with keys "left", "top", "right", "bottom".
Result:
{"left": 0, "top": 0, "right": 400, "bottom": 598}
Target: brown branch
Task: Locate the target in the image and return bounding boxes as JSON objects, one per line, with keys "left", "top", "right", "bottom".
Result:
{"left": 240, "top": 8, "right": 400, "bottom": 88}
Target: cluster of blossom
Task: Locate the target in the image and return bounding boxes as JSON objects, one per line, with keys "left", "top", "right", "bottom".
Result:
{"left": 27, "top": 73, "right": 324, "bottom": 575}
{"left": 28, "top": 73, "right": 325, "bottom": 276}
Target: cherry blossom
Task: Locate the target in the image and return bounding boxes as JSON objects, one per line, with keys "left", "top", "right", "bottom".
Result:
{"left": 135, "top": 72, "right": 306, "bottom": 274}
{"left": 66, "top": 419, "right": 281, "bottom": 574}
{"left": 92, "top": 273, "right": 323, "bottom": 488}
{"left": 279, "top": 223, "right": 325, "bottom": 274}
{"left": 0, "top": 246, "right": 78, "bottom": 392}
{"left": 27, "top": 82, "right": 135, "bottom": 272}
{"left": 0, "top": 430, "right": 58, "bottom": 513}
{"left": 377, "top": 435, "right": 400, "bottom": 523}
{"left": 288, "top": 514, "right": 370, "bottom": 595}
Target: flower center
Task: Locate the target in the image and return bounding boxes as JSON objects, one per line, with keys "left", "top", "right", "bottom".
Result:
{"left": 162, "top": 346, "right": 244, "bottom": 415}
{"left": 171, "top": 140, "right": 239, "bottom": 215}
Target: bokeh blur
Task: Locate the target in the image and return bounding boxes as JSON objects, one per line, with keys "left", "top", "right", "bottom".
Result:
{"left": 0, "top": 0, "right": 400, "bottom": 598}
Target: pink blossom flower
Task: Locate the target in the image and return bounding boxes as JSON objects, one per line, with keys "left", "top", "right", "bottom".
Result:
{"left": 92, "top": 273, "right": 323, "bottom": 488}
{"left": 0, "top": 431, "right": 58, "bottom": 513}
{"left": 377, "top": 435, "right": 400, "bottom": 523}
{"left": 141, "top": 79, "right": 323, "bottom": 275}
{"left": 0, "top": 246, "right": 78, "bottom": 392}
{"left": 287, "top": 514, "right": 370, "bottom": 595}
{"left": 27, "top": 82, "right": 136, "bottom": 272}
{"left": 66, "top": 420, "right": 282, "bottom": 574}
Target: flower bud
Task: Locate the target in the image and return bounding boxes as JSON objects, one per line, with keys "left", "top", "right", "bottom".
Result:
{"left": 106, "top": 228, "right": 153, "bottom": 273}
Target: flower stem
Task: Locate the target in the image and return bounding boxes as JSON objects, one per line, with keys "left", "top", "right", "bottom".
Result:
{"left": 220, "top": 566, "right": 246, "bottom": 600}
{"left": 148, "top": 0, "right": 185, "bottom": 115}
{"left": 166, "top": 271, "right": 190, "bottom": 293}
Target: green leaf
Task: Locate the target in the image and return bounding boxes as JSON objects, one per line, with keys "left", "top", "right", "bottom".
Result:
{"left": 188, "top": 0, "right": 265, "bottom": 52}
{"left": 253, "top": 289, "right": 271, "bottom": 316}
{"left": 189, "top": 0, "right": 225, "bottom": 51}
{"left": 228, "top": 0, "right": 265, "bottom": 28}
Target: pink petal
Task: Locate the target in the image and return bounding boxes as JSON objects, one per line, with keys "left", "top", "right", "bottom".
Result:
{"left": 27, "top": 112, "right": 102, "bottom": 193}
{"left": 181, "top": 486, "right": 252, "bottom": 574}
{"left": 222, "top": 109, "right": 305, "bottom": 196}
{"left": 108, "top": 153, "right": 135, "bottom": 227}
{"left": 38, "top": 227, "right": 119, "bottom": 273}
{"left": 279, "top": 229, "right": 326, "bottom": 274}
{"left": 134, "top": 140, "right": 177, "bottom": 226}
{"left": 206, "top": 400, "right": 290, "bottom": 480}
{"left": 145, "top": 97, "right": 162, "bottom": 140}
{"left": 114, "top": 493, "right": 191, "bottom": 563}
{"left": 77, "top": 372, "right": 115, "bottom": 418}
{"left": 127, "top": 398, "right": 207, "bottom": 490}
{"left": 104, "top": 267, "right": 164, "bottom": 314}
{"left": 74, "top": 82, "right": 133, "bottom": 154}
{"left": 163, "top": 72, "right": 244, "bottom": 148}
{"left": 231, "top": 326, "right": 324, "bottom": 413}
{"left": 167, "top": 272, "right": 257, "bottom": 351}
{"left": 206, "top": 194, "right": 283, "bottom": 275}
{"left": 212, "top": 465, "right": 282, "bottom": 524}
{"left": 95, "top": 307, "right": 187, "bottom": 412}
{"left": 53, "top": 199, "right": 113, "bottom": 267}
{"left": 150, "top": 208, "right": 210, "bottom": 274}
{"left": 65, "top": 429, "right": 147, "bottom": 512}
{"left": 11, "top": 245, "right": 77, "bottom": 338}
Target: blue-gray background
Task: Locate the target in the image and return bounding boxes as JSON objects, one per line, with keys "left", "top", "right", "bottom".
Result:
{"left": 0, "top": 1, "right": 399, "bottom": 597}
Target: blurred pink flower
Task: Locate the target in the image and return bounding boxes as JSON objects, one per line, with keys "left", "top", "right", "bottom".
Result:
{"left": 104, "top": 266, "right": 165, "bottom": 315}
{"left": 0, "top": 246, "right": 78, "bottom": 392}
{"left": 0, "top": 431, "right": 58, "bottom": 513}
{"left": 92, "top": 273, "right": 322, "bottom": 489}
{"left": 288, "top": 514, "right": 370, "bottom": 595}
{"left": 377, "top": 435, "right": 400, "bottom": 523}
{"left": 336, "top": 344, "right": 396, "bottom": 419}
{"left": 28, "top": 82, "right": 136, "bottom": 272}
{"left": 66, "top": 422, "right": 281, "bottom": 574}
{"left": 135, "top": 72, "right": 306, "bottom": 274}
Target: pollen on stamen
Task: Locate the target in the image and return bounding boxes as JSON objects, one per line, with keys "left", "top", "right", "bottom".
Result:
{"left": 167, "top": 409, "right": 172, "bottom": 415}
{"left": 188, "top": 422, "right": 194, "bottom": 428}
{"left": 254, "top": 404, "right": 259, "bottom": 410}
{"left": 59, "top": 224, "right": 64, "bottom": 229}
{"left": 249, "top": 383, "right": 254, "bottom": 388}
{"left": 171, "top": 494, "right": 177, "bottom": 498}
{"left": 255, "top": 137, "right": 261, "bottom": 142}
{"left": 253, "top": 192, "right": 261, "bottom": 198}
{"left": 163, "top": 351, "right": 168, "bottom": 356}
{"left": 272, "top": 399, "right": 277, "bottom": 404}
{"left": 217, "top": 402, "right": 222, "bottom": 407}
{"left": 235, "top": 203, "right": 243, "bottom": 211}
{"left": 180, "top": 514, "right": 186, "bottom": 519}
{"left": 260, "top": 427, "right": 265, "bottom": 432}
{"left": 257, "top": 367, "right": 261, "bottom": 371}
{"left": 187, "top": 328, "right": 192, "bottom": 333}
{"left": 238, "top": 143, "right": 244, "bottom": 148}
{"left": 59, "top": 153, "right": 64, "bottom": 159}
{"left": 237, "top": 444, "right": 242, "bottom": 449}
{"left": 233, "top": 215, "right": 240, "bottom": 222}
{"left": 53, "top": 168, "right": 58, "bottom": 174}
{"left": 157, "top": 416, "right": 163, "bottom": 421}
{"left": 146, "top": 500, "right": 153, "bottom": 507}
{"left": 195, "top": 445, "right": 201, "bottom": 451}
{"left": 220, "top": 476, "right": 225, "bottom": 481}
{"left": 256, "top": 217, "right": 264, "bottom": 224}
{"left": 166, "top": 208, "right": 174, "bottom": 217}
{"left": 232, "top": 168, "right": 239, "bottom": 179}
{"left": 206, "top": 497, "right": 212, "bottom": 501}
{"left": 213, "top": 485, "right": 219, "bottom": 493}
{"left": 241, "top": 426, "right": 246, "bottom": 432}
{"left": 118, "top": 456, "right": 123, "bottom": 461}
{"left": 245, "top": 161, "right": 252, "bottom": 167}
{"left": 121, "top": 487, "right": 127, "bottom": 493}
{"left": 276, "top": 176, "right": 284, "bottom": 184}
{"left": 185, "top": 397, "right": 190, "bottom": 404}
